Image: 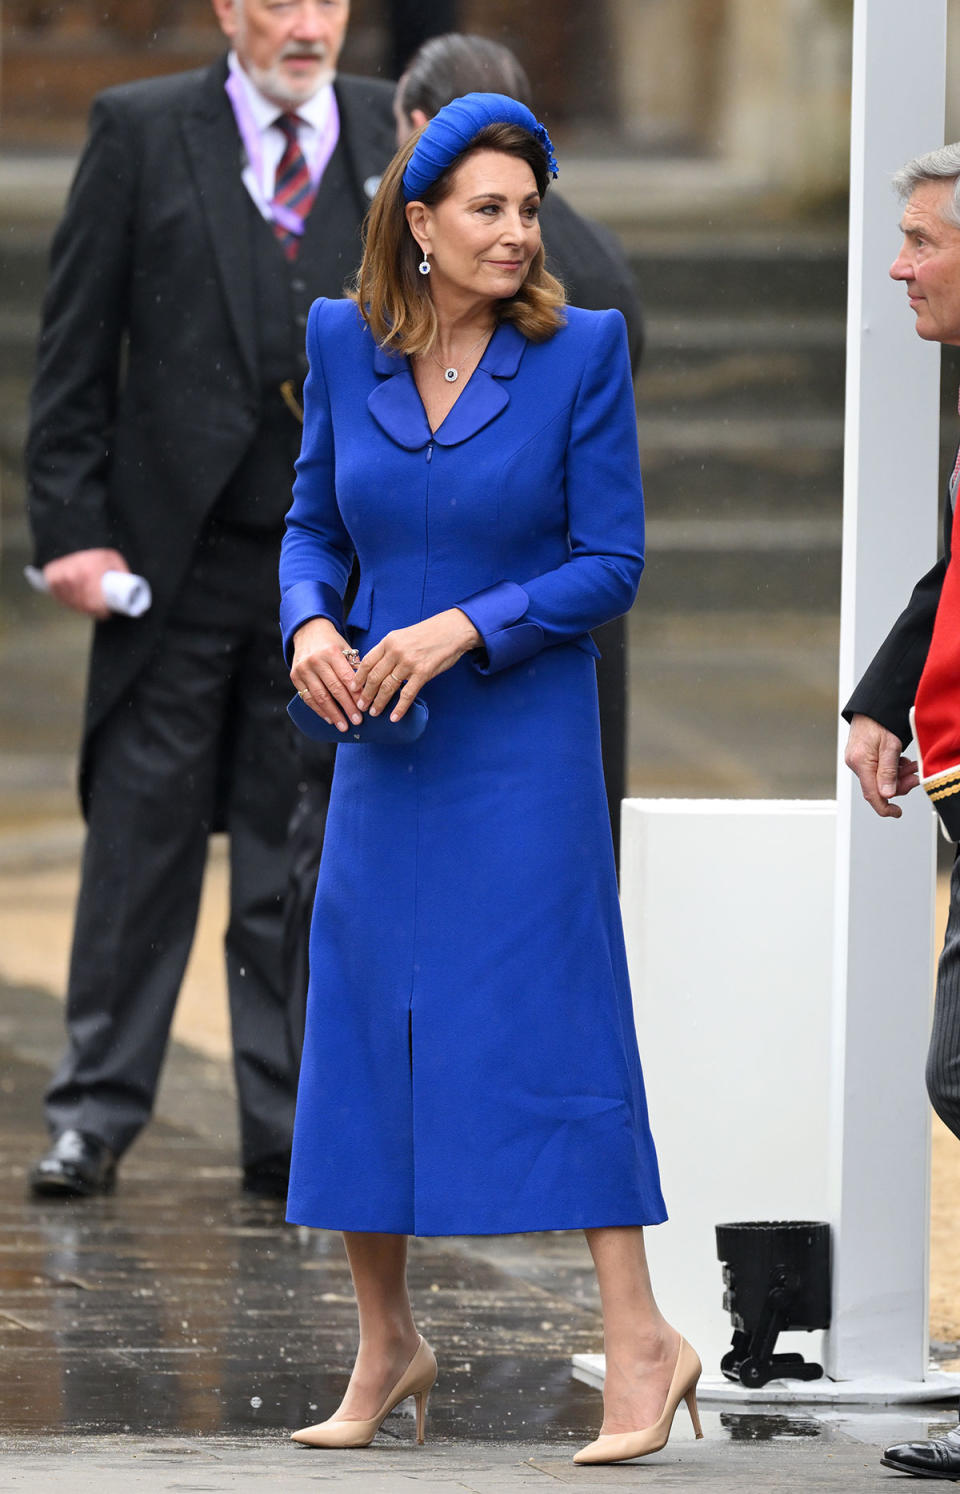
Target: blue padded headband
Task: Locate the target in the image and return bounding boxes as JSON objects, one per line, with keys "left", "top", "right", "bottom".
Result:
{"left": 401, "top": 91, "right": 558, "bottom": 202}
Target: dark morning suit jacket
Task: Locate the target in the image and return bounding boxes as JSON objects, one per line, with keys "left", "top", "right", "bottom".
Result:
{"left": 26, "top": 56, "right": 396, "bottom": 806}
{"left": 843, "top": 484, "right": 952, "bottom": 745}
{"left": 539, "top": 192, "right": 644, "bottom": 370}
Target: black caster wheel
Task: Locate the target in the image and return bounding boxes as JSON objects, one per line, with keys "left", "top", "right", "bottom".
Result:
{"left": 738, "top": 1357, "right": 770, "bottom": 1388}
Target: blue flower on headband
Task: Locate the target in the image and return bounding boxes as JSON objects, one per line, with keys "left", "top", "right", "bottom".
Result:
{"left": 532, "top": 123, "right": 559, "bottom": 181}
{"left": 402, "top": 91, "right": 559, "bottom": 203}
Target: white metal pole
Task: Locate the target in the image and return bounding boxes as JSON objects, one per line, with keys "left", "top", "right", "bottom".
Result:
{"left": 829, "top": 0, "right": 945, "bottom": 1382}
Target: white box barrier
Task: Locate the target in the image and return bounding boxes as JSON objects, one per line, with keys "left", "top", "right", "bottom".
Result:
{"left": 571, "top": 799, "right": 952, "bottom": 1404}
{"left": 623, "top": 800, "right": 836, "bottom": 1377}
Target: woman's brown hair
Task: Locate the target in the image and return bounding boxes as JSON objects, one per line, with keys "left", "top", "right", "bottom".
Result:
{"left": 353, "top": 122, "right": 566, "bottom": 357}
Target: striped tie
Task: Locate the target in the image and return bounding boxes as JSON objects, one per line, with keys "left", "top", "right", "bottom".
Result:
{"left": 272, "top": 114, "right": 317, "bottom": 261}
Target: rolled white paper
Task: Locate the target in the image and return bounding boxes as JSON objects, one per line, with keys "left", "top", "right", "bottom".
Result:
{"left": 24, "top": 565, "right": 152, "bottom": 618}
{"left": 100, "top": 571, "right": 151, "bottom": 616}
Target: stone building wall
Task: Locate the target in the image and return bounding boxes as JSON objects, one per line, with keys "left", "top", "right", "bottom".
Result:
{"left": 0, "top": 0, "right": 615, "bottom": 148}
{"left": 8, "top": 0, "right": 959, "bottom": 204}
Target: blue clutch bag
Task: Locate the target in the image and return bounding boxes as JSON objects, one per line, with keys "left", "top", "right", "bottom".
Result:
{"left": 287, "top": 691, "right": 429, "bottom": 744}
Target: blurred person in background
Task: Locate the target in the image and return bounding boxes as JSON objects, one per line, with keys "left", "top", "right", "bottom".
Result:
{"left": 387, "top": 0, "right": 460, "bottom": 80}
{"left": 284, "top": 32, "right": 645, "bottom": 1052}
{"left": 24, "top": 0, "right": 394, "bottom": 1202}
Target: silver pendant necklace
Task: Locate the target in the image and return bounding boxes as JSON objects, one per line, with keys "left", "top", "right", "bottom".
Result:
{"left": 431, "top": 327, "right": 494, "bottom": 384}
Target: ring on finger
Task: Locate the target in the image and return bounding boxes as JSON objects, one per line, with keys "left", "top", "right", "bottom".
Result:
{"left": 298, "top": 688, "right": 311, "bottom": 699}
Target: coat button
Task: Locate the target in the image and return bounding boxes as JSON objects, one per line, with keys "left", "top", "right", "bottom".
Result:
{"left": 291, "top": 277, "right": 306, "bottom": 293}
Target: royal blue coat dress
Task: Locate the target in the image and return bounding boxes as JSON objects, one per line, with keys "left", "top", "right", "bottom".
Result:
{"left": 280, "top": 295, "right": 666, "bottom": 1236}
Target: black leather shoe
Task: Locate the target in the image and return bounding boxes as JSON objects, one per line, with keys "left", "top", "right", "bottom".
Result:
{"left": 28, "top": 1129, "right": 117, "bottom": 1198}
{"left": 882, "top": 1423, "right": 960, "bottom": 1479}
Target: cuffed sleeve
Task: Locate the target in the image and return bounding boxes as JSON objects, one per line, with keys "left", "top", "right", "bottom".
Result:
{"left": 280, "top": 580, "right": 346, "bottom": 664}
{"left": 456, "top": 580, "right": 543, "bottom": 673}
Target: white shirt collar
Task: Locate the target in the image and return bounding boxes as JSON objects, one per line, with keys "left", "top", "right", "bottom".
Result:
{"left": 227, "top": 51, "right": 334, "bottom": 134}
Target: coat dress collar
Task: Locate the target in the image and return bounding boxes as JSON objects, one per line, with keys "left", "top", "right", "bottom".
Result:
{"left": 367, "top": 320, "right": 528, "bottom": 450}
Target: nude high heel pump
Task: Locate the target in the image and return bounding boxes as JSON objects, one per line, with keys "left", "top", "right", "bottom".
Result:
{"left": 291, "top": 1335, "right": 437, "bottom": 1448}
{"left": 572, "top": 1336, "right": 703, "bottom": 1465}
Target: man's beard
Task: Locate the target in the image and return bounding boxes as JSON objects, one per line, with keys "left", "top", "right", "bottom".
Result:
{"left": 245, "top": 54, "right": 335, "bottom": 108}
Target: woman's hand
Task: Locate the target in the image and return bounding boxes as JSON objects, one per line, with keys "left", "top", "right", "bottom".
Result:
{"left": 354, "top": 608, "right": 482, "bottom": 721}
{"left": 290, "top": 617, "right": 364, "bottom": 732}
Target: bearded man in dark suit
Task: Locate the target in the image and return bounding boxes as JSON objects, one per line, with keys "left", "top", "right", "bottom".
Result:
{"left": 25, "top": 0, "right": 395, "bottom": 1200}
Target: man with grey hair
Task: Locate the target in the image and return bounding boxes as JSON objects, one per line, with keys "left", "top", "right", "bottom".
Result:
{"left": 844, "top": 142, "right": 960, "bottom": 1478}
{"left": 25, "top": 0, "right": 394, "bottom": 1201}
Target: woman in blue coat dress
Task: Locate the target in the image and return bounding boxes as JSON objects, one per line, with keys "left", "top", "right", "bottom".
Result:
{"left": 280, "top": 94, "right": 701, "bottom": 1467}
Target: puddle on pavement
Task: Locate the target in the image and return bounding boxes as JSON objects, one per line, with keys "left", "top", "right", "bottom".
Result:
{"left": 716, "top": 1411, "right": 821, "bottom": 1439}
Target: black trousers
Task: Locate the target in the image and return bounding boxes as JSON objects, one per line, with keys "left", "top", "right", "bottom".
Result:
{"left": 594, "top": 614, "right": 628, "bottom": 870}
{"left": 928, "top": 849, "right": 960, "bottom": 1141}
{"left": 45, "top": 522, "right": 301, "bottom": 1167}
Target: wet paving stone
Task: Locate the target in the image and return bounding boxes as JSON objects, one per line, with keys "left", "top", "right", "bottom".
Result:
{"left": 0, "top": 1025, "right": 611, "bottom": 1442}
{"left": 5, "top": 985, "right": 951, "bottom": 1493}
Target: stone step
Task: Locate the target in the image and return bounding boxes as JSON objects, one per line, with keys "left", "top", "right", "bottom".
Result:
{"left": 639, "top": 412, "right": 844, "bottom": 458}
{"left": 637, "top": 543, "right": 840, "bottom": 613}
{"left": 645, "top": 312, "right": 847, "bottom": 350}
{"left": 646, "top": 515, "right": 840, "bottom": 549}
{"left": 638, "top": 446, "right": 842, "bottom": 516}
{"left": 639, "top": 314, "right": 844, "bottom": 421}
{"left": 641, "top": 348, "right": 844, "bottom": 420}
{"left": 625, "top": 232, "right": 847, "bottom": 317}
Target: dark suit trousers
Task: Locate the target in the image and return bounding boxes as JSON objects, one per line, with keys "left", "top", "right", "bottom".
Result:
{"left": 594, "top": 614, "right": 628, "bottom": 871}
{"left": 45, "top": 522, "right": 300, "bottom": 1166}
{"left": 928, "top": 849, "right": 960, "bottom": 1141}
